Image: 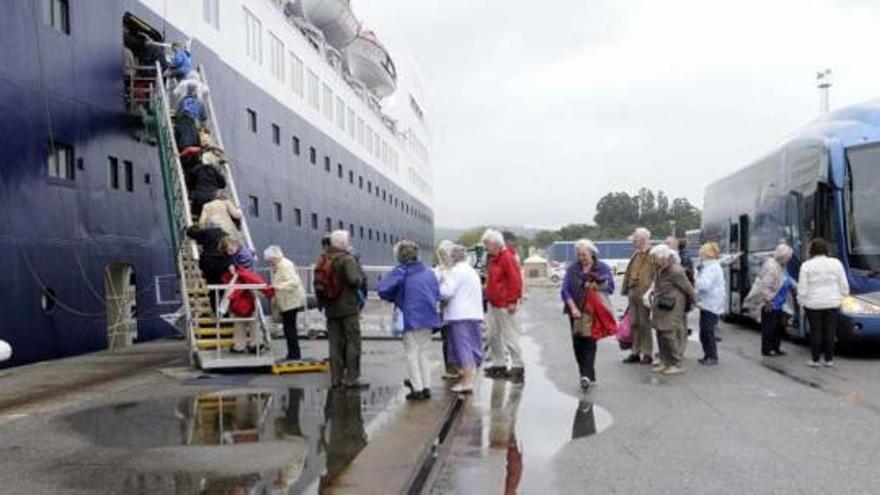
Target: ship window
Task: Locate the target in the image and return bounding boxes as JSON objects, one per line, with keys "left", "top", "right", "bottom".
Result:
{"left": 290, "top": 53, "right": 304, "bottom": 97}
{"left": 309, "top": 147, "right": 316, "bottom": 164}
{"left": 335, "top": 97, "right": 345, "bottom": 131}
{"left": 243, "top": 7, "right": 262, "bottom": 64}
{"left": 47, "top": 141, "right": 74, "bottom": 181}
{"left": 368, "top": 229, "right": 373, "bottom": 241}
{"left": 44, "top": 0, "right": 70, "bottom": 35}
{"left": 203, "top": 0, "right": 220, "bottom": 29}
{"left": 325, "top": 217, "right": 332, "bottom": 232}
{"left": 359, "top": 176, "right": 364, "bottom": 189}
{"left": 311, "top": 213, "right": 318, "bottom": 230}
{"left": 268, "top": 32, "right": 285, "bottom": 82}
{"left": 322, "top": 84, "right": 333, "bottom": 121}
{"left": 248, "top": 195, "right": 259, "bottom": 217}
{"left": 292, "top": 135, "right": 300, "bottom": 155}
{"left": 366, "top": 126, "right": 373, "bottom": 153}
{"left": 349, "top": 170, "right": 354, "bottom": 184}
{"left": 124, "top": 160, "right": 134, "bottom": 192}
{"left": 247, "top": 109, "right": 257, "bottom": 133}
{"left": 294, "top": 208, "right": 302, "bottom": 227}
{"left": 349, "top": 223, "right": 355, "bottom": 236}
{"left": 338, "top": 220, "right": 344, "bottom": 230}
{"left": 41, "top": 287, "right": 57, "bottom": 313}
{"left": 359, "top": 226, "right": 364, "bottom": 239}
{"left": 108, "top": 157, "right": 119, "bottom": 189}
{"left": 324, "top": 156, "right": 331, "bottom": 173}
{"left": 307, "top": 70, "right": 319, "bottom": 109}
{"left": 382, "top": 190, "right": 386, "bottom": 202}
{"left": 337, "top": 163, "right": 343, "bottom": 179}
{"left": 271, "top": 124, "right": 280, "bottom": 145}
{"left": 357, "top": 118, "right": 365, "bottom": 145}
{"left": 274, "top": 202, "right": 282, "bottom": 222}
{"left": 346, "top": 108, "right": 356, "bottom": 139}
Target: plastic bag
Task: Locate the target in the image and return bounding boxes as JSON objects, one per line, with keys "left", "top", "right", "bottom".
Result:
{"left": 391, "top": 307, "right": 405, "bottom": 337}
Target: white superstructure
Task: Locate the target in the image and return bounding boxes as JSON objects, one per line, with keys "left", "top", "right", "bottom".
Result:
{"left": 140, "top": 0, "right": 433, "bottom": 206}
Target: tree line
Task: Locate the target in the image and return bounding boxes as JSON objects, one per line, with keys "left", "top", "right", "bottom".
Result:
{"left": 455, "top": 188, "right": 701, "bottom": 249}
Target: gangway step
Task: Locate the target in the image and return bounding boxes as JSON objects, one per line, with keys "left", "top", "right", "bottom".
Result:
{"left": 196, "top": 338, "right": 235, "bottom": 350}
{"left": 195, "top": 328, "right": 235, "bottom": 338}
{"left": 271, "top": 359, "right": 330, "bottom": 375}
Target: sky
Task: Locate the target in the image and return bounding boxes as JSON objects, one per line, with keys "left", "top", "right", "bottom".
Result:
{"left": 356, "top": 0, "right": 880, "bottom": 229}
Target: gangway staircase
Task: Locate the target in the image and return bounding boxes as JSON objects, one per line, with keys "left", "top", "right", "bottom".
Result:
{"left": 141, "top": 62, "right": 276, "bottom": 370}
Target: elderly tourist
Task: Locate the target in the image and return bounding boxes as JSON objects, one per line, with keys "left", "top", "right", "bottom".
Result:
{"left": 435, "top": 240, "right": 459, "bottom": 380}
{"left": 482, "top": 229, "right": 525, "bottom": 381}
{"left": 622, "top": 227, "right": 656, "bottom": 364}
{"left": 798, "top": 238, "right": 849, "bottom": 368}
{"left": 437, "top": 243, "right": 485, "bottom": 393}
{"left": 264, "top": 245, "right": 307, "bottom": 361}
{"left": 378, "top": 241, "right": 442, "bottom": 401}
{"left": 199, "top": 190, "right": 242, "bottom": 237}
{"left": 695, "top": 242, "right": 726, "bottom": 365}
{"left": 317, "top": 230, "right": 367, "bottom": 389}
{"left": 649, "top": 244, "right": 697, "bottom": 375}
{"left": 744, "top": 244, "right": 795, "bottom": 357}
{"left": 561, "top": 239, "right": 615, "bottom": 390}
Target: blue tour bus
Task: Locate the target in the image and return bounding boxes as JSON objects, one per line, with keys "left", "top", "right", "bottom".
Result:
{"left": 547, "top": 240, "right": 635, "bottom": 275}
{"left": 702, "top": 99, "right": 880, "bottom": 343}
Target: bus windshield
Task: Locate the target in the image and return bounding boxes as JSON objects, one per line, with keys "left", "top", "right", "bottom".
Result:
{"left": 845, "top": 145, "right": 880, "bottom": 273}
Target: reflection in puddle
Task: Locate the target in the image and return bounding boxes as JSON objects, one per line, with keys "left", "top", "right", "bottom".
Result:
{"left": 63, "top": 386, "right": 398, "bottom": 494}
{"left": 433, "top": 334, "right": 614, "bottom": 494}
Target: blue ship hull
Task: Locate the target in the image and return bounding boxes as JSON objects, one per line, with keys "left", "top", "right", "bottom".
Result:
{"left": 0, "top": 1, "right": 433, "bottom": 367}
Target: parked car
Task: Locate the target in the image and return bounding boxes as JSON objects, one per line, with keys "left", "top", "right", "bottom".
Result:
{"left": 549, "top": 266, "right": 566, "bottom": 284}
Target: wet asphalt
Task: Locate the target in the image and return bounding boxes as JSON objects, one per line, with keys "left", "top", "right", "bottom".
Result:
{"left": 431, "top": 286, "right": 880, "bottom": 495}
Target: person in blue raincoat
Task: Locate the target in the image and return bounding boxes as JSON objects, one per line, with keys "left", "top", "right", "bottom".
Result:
{"left": 378, "top": 241, "right": 441, "bottom": 401}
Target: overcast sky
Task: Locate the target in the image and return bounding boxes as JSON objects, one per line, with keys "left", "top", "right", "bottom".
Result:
{"left": 357, "top": 0, "right": 880, "bottom": 229}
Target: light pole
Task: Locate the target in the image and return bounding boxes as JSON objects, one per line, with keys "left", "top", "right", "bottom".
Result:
{"left": 817, "top": 69, "right": 832, "bottom": 115}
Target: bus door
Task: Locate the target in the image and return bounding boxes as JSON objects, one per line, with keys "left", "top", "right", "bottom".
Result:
{"left": 728, "top": 215, "right": 750, "bottom": 315}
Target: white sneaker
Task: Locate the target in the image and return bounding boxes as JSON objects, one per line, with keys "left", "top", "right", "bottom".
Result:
{"left": 824, "top": 361, "right": 835, "bottom": 368}
{"left": 807, "top": 361, "right": 821, "bottom": 368}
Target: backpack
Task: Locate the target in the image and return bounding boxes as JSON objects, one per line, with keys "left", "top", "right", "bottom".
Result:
{"left": 314, "top": 254, "right": 344, "bottom": 302}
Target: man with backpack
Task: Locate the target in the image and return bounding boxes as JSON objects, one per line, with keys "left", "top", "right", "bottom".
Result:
{"left": 315, "top": 230, "right": 367, "bottom": 389}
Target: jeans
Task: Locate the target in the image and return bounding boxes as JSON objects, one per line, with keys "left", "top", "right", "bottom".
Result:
{"left": 281, "top": 308, "right": 301, "bottom": 360}
{"left": 761, "top": 308, "right": 785, "bottom": 354}
{"left": 699, "top": 310, "right": 720, "bottom": 360}
{"left": 569, "top": 317, "right": 597, "bottom": 381}
{"left": 806, "top": 308, "right": 839, "bottom": 362}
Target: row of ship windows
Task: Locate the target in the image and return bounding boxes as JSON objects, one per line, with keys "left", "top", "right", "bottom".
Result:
{"left": 46, "top": 142, "right": 146, "bottom": 193}
{"left": 245, "top": 197, "right": 418, "bottom": 247}
{"left": 245, "top": 108, "right": 433, "bottom": 224}
{"left": 238, "top": 5, "right": 411, "bottom": 176}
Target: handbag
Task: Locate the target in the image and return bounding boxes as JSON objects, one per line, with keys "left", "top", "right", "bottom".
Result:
{"left": 656, "top": 295, "right": 676, "bottom": 311}
{"left": 572, "top": 312, "right": 593, "bottom": 337}
{"left": 391, "top": 267, "right": 408, "bottom": 337}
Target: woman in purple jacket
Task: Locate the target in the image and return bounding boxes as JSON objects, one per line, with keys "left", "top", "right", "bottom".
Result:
{"left": 560, "top": 239, "right": 615, "bottom": 390}
{"left": 378, "top": 241, "right": 442, "bottom": 401}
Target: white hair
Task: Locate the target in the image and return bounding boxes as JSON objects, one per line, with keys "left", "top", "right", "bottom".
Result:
{"left": 481, "top": 229, "right": 504, "bottom": 246}
{"left": 650, "top": 243, "right": 677, "bottom": 261}
{"left": 632, "top": 227, "right": 652, "bottom": 240}
{"left": 574, "top": 239, "right": 598, "bottom": 256}
{"left": 263, "top": 245, "right": 284, "bottom": 260}
{"left": 773, "top": 244, "right": 793, "bottom": 262}
{"left": 449, "top": 244, "right": 469, "bottom": 263}
{"left": 330, "top": 230, "right": 350, "bottom": 249}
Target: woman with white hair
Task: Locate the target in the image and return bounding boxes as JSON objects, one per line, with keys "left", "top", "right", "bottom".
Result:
{"left": 378, "top": 241, "right": 442, "bottom": 400}
{"left": 649, "top": 244, "right": 697, "bottom": 375}
{"left": 695, "top": 242, "right": 726, "bottom": 365}
{"left": 264, "top": 245, "right": 306, "bottom": 360}
{"left": 560, "top": 239, "right": 615, "bottom": 390}
{"left": 744, "top": 243, "right": 795, "bottom": 357}
{"left": 437, "top": 243, "right": 484, "bottom": 393}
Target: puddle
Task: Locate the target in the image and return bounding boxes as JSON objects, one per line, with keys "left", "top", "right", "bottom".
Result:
{"left": 433, "top": 331, "right": 613, "bottom": 494}
{"left": 62, "top": 385, "right": 400, "bottom": 494}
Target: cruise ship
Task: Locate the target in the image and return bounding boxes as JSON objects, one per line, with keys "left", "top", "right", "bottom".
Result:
{"left": 0, "top": 0, "right": 435, "bottom": 367}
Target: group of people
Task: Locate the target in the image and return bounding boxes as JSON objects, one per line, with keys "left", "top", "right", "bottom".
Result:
{"left": 612, "top": 226, "right": 850, "bottom": 382}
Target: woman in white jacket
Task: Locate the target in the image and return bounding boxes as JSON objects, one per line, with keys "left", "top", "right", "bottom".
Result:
{"left": 798, "top": 238, "right": 849, "bottom": 367}
{"left": 695, "top": 242, "right": 726, "bottom": 365}
{"left": 265, "top": 245, "right": 307, "bottom": 361}
{"left": 436, "top": 243, "right": 484, "bottom": 393}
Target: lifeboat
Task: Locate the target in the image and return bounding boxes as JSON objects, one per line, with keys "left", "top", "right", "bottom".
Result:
{"left": 291, "top": 0, "right": 360, "bottom": 49}
{"left": 344, "top": 29, "right": 397, "bottom": 98}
